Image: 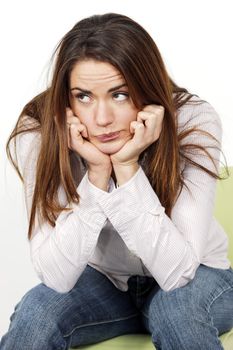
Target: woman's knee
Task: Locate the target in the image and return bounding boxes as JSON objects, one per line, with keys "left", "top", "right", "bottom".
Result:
{"left": 13, "top": 283, "right": 62, "bottom": 324}
{"left": 142, "top": 266, "right": 232, "bottom": 349}
{"left": 209, "top": 285, "right": 233, "bottom": 334}
{"left": 146, "top": 287, "right": 199, "bottom": 332}
{"left": 146, "top": 265, "right": 233, "bottom": 324}
{"left": 0, "top": 284, "right": 68, "bottom": 350}
{"left": 144, "top": 289, "right": 224, "bottom": 349}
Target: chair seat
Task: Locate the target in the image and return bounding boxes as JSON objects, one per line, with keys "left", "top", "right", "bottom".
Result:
{"left": 74, "top": 334, "right": 153, "bottom": 349}
{"left": 72, "top": 330, "right": 233, "bottom": 349}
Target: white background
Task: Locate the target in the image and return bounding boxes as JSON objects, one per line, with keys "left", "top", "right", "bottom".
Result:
{"left": 0, "top": 0, "right": 232, "bottom": 338}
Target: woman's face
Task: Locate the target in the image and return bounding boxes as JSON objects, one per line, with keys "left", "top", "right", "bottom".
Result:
{"left": 69, "top": 59, "right": 139, "bottom": 154}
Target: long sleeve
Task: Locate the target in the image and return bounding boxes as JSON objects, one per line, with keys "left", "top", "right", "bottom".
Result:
{"left": 15, "top": 128, "right": 108, "bottom": 293}
{"left": 92, "top": 100, "right": 226, "bottom": 291}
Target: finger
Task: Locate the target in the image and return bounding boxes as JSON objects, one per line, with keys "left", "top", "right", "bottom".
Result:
{"left": 72, "top": 123, "right": 89, "bottom": 146}
{"left": 137, "top": 105, "right": 164, "bottom": 123}
{"left": 142, "top": 104, "right": 165, "bottom": 114}
{"left": 66, "top": 107, "right": 74, "bottom": 118}
{"left": 80, "top": 124, "right": 88, "bottom": 138}
{"left": 66, "top": 115, "right": 81, "bottom": 125}
{"left": 66, "top": 123, "right": 81, "bottom": 150}
{"left": 130, "top": 120, "right": 138, "bottom": 134}
{"left": 66, "top": 108, "right": 81, "bottom": 124}
{"left": 137, "top": 111, "right": 158, "bottom": 124}
{"left": 76, "top": 123, "right": 88, "bottom": 139}
{"left": 137, "top": 110, "right": 164, "bottom": 144}
{"left": 130, "top": 120, "right": 141, "bottom": 134}
{"left": 70, "top": 123, "right": 83, "bottom": 142}
{"left": 137, "top": 111, "right": 164, "bottom": 132}
{"left": 130, "top": 121, "right": 145, "bottom": 137}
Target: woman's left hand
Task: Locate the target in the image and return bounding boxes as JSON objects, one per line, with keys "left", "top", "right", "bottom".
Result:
{"left": 110, "top": 104, "right": 164, "bottom": 165}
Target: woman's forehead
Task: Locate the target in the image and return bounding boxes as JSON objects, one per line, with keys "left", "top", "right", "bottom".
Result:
{"left": 70, "top": 59, "right": 126, "bottom": 90}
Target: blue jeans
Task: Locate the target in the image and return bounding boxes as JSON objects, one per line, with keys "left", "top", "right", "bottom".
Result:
{"left": 1, "top": 265, "right": 233, "bottom": 350}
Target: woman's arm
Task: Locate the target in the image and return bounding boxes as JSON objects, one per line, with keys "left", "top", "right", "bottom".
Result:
{"left": 93, "top": 101, "right": 228, "bottom": 291}
{"left": 15, "top": 129, "right": 109, "bottom": 293}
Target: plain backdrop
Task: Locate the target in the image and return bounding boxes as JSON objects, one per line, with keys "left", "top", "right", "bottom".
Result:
{"left": 0, "top": 0, "right": 233, "bottom": 338}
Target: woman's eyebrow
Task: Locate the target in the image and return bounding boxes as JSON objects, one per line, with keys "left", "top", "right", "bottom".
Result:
{"left": 70, "top": 83, "right": 127, "bottom": 94}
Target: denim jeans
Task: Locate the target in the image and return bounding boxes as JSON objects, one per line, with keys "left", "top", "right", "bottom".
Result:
{"left": 1, "top": 264, "right": 233, "bottom": 350}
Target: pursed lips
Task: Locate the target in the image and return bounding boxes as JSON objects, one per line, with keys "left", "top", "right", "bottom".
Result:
{"left": 96, "top": 131, "right": 120, "bottom": 142}
{"left": 97, "top": 131, "right": 120, "bottom": 137}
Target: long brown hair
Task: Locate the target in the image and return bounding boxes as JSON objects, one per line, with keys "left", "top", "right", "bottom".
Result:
{"left": 6, "top": 13, "right": 226, "bottom": 240}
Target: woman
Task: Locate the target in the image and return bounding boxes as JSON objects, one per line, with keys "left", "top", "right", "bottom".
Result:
{"left": 1, "top": 12, "right": 233, "bottom": 350}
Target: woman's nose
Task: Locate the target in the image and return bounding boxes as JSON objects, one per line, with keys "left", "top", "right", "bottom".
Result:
{"left": 95, "top": 101, "right": 114, "bottom": 126}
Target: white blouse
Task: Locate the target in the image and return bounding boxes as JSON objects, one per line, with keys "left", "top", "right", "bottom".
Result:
{"left": 14, "top": 96, "right": 230, "bottom": 293}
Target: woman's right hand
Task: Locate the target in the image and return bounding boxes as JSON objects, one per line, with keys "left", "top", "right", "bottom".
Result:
{"left": 66, "top": 108, "right": 112, "bottom": 190}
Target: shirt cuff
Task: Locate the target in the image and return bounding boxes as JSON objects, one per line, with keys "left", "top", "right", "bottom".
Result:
{"left": 74, "top": 172, "right": 108, "bottom": 227}
{"left": 97, "top": 166, "right": 162, "bottom": 230}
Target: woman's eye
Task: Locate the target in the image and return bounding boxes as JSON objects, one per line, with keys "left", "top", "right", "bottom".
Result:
{"left": 113, "top": 92, "right": 129, "bottom": 101}
{"left": 76, "top": 93, "right": 91, "bottom": 103}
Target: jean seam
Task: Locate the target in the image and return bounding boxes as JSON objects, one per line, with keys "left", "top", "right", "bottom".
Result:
{"left": 206, "top": 285, "right": 233, "bottom": 314}
{"left": 189, "top": 318, "right": 224, "bottom": 350}
{"left": 63, "top": 312, "right": 140, "bottom": 338}
{"left": 140, "top": 288, "right": 233, "bottom": 320}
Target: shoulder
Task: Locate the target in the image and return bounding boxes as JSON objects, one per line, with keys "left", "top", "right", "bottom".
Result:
{"left": 16, "top": 115, "right": 41, "bottom": 142}
{"left": 13, "top": 115, "right": 85, "bottom": 184}
{"left": 176, "top": 95, "right": 221, "bottom": 128}
{"left": 176, "top": 95, "right": 222, "bottom": 142}
{"left": 11, "top": 116, "right": 41, "bottom": 176}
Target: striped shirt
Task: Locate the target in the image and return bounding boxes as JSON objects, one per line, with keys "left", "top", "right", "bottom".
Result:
{"left": 15, "top": 96, "right": 230, "bottom": 293}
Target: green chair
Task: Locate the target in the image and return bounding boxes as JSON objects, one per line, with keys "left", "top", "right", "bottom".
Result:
{"left": 71, "top": 167, "right": 233, "bottom": 350}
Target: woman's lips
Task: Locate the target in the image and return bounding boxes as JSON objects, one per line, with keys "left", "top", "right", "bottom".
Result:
{"left": 96, "top": 131, "right": 120, "bottom": 142}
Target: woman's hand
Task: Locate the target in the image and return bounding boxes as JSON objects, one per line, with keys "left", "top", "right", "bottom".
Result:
{"left": 110, "top": 104, "right": 164, "bottom": 186}
{"left": 111, "top": 104, "right": 164, "bottom": 165}
{"left": 66, "top": 108, "right": 112, "bottom": 191}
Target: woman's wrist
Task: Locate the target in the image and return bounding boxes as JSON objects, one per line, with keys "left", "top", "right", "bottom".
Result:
{"left": 88, "top": 165, "right": 112, "bottom": 191}
{"left": 112, "top": 162, "right": 139, "bottom": 186}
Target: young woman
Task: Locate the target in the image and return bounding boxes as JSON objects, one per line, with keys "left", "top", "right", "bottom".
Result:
{"left": 1, "top": 13, "right": 233, "bottom": 350}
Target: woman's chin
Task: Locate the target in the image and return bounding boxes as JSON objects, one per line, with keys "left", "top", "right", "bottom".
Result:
{"left": 95, "top": 139, "right": 126, "bottom": 155}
